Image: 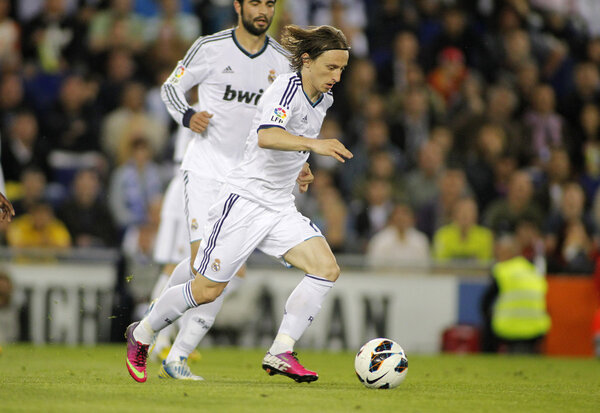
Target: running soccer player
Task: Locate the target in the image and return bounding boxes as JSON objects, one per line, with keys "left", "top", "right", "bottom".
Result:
{"left": 126, "top": 24, "right": 352, "bottom": 383}
{"left": 147, "top": 0, "right": 297, "bottom": 380}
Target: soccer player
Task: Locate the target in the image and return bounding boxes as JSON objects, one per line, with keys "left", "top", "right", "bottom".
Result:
{"left": 148, "top": 0, "right": 295, "bottom": 380}
{"left": 126, "top": 24, "right": 352, "bottom": 383}
{"left": 147, "top": 122, "right": 193, "bottom": 360}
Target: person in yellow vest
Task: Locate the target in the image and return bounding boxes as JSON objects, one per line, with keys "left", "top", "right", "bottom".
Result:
{"left": 480, "top": 235, "right": 551, "bottom": 353}
{"left": 433, "top": 197, "right": 493, "bottom": 263}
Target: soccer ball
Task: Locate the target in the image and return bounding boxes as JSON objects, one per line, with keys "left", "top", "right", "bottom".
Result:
{"left": 354, "top": 338, "right": 408, "bottom": 389}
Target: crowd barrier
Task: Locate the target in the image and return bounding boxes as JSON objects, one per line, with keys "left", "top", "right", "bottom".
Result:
{"left": 2, "top": 257, "right": 597, "bottom": 356}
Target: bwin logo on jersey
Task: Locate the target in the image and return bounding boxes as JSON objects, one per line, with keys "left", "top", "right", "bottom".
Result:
{"left": 223, "top": 84, "right": 263, "bottom": 105}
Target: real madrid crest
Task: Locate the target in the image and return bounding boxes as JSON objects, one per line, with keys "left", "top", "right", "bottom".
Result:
{"left": 191, "top": 219, "right": 199, "bottom": 230}
{"left": 211, "top": 259, "right": 221, "bottom": 272}
{"left": 268, "top": 69, "right": 276, "bottom": 83}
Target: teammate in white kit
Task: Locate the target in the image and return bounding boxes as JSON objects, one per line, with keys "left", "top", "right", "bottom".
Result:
{"left": 148, "top": 122, "right": 194, "bottom": 360}
{"left": 126, "top": 23, "right": 352, "bottom": 383}
{"left": 145, "top": 0, "right": 308, "bottom": 380}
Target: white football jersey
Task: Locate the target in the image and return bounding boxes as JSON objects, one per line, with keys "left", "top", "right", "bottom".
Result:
{"left": 161, "top": 28, "right": 291, "bottom": 182}
{"left": 227, "top": 72, "right": 334, "bottom": 211}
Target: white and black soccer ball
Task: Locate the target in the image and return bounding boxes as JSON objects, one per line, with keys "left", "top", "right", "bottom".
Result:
{"left": 354, "top": 338, "right": 408, "bottom": 389}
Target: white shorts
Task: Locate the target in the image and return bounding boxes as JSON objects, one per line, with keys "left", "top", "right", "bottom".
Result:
{"left": 193, "top": 192, "right": 324, "bottom": 283}
{"left": 183, "top": 170, "right": 223, "bottom": 243}
{"left": 153, "top": 171, "right": 189, "bottom": 264}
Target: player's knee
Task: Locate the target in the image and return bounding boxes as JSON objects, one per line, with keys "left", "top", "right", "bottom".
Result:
{"left": 318, "top": 261, "right": 340, "bottom": 282}
{"left": 190, "top": 282, "right": 223, "bottom": 305}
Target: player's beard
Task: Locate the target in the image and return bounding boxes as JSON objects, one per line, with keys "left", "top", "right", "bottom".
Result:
{"left": 240, "top": 10, "right": 272, "bottom": 36}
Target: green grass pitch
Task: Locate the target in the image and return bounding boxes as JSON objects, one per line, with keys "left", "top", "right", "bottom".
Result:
{"left": 0, "top": 344, "right": 599, "bottom": 412}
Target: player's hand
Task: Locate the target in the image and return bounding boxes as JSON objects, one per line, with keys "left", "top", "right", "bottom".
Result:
{"left": 311, "top": 138, "right": 353, "bottom": 163}
{"left": 296, "top": 162, "right": 314, "bottom": 193}
{"left": 0, "top": 192, "right": 15, "bottom": 222}
{"left": 189, "top": 111, "right": 213, "bottom": 134}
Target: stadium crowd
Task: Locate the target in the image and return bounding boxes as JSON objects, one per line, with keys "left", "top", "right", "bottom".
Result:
{"left": 2, "top": 0, "right": 600, "bottom": 277}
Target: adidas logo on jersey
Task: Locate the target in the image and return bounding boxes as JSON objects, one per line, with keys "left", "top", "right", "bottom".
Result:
{"left": 222, "top": 66, "right": 234, "bottom": 74}
{"left": 301, "top": 115, "right": 308, "bottom": 123}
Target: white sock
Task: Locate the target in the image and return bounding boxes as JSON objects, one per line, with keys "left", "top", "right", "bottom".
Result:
{"left": 166, "top": 295, "right": 223, "bottom": 363}
{"left": 166, "top": 257, "right": 194, "bottom": 289}
{"left": 268, "top": 274, "right": 334, "bottom": 354}
{"left": 136, "top": 280, "right": 198, "bottom": 343}
{"left": 150, "top": 273, "right": 169, "bottom": 300}
{"left": 166, "top": 276, "right": 244, "bottom": 363}
{"left": 268, "top": 333, "right": 296, "bottom": 355}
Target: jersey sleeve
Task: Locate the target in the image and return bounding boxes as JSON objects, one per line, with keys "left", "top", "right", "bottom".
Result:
{"left": 256, "top": 75, "right": 300, "bottom": 132}
{"left": 161, "top": 38, "right": 212, "bottom": 128}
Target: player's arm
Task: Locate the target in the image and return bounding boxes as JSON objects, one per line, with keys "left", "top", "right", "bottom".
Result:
{"left": 258, "top": 127, "right": 353, "bottom": 163}
{"left": 0, "top": 192, "right": 15, "bottom": 222}
{"left": 160, "top": 38, "right": 213, "bottom": 133}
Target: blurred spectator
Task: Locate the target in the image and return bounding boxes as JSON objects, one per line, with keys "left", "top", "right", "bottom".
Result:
{"left": 297, "top": 169, "right": 348, "bottom": 253}
{"left": 21, "top": 0, "right": 87, "bottom": 73}
{"left": 88, "top": 0, "right": 146, "bottom": 57}
{"left": 352, "top": 178, "right": 394, "bottom": 252}
{"left": 536, "top": 147, "right": 572, "bottom": 214}
{"left": 579, "top": 104, "right": 600, "bottom": 199}
{"left": 453, "top": 84, "right": 521, "bottom": 156}
{"left": 514, "top": 59, "right": 540, "bottom": 115}
{"left": 144, "top": 66, "right": 173, "bottom": 130}
{"left": 378, "top": 30, "right": 420, "bottom": 92}
{"left": 577, "top": 0, "right": 600, "bottom": 38}
{"left": 1, "top": 110, "right": 52, "bottom": 183}
{"left": 144, "top": 0, "right": 200, "bottom": 45}
{"left": 57, "top": 168, "right": 117, "bottom": 247}
{"left": 367, "top": 0, "right": 417, "bottom": 57}
{"left": 10, "top": 167, "right": 48, "bottom": 216}
{"left": 464, "top": 124, "right": 508, "bottom": 210}
{"left": 447, "top": 71, "right": 485, "bottom": 125}
{"left": 480, "top": 235, "right": 551, "bottom": 353}
{"left": 0, "top": 270, "right": 17, "bottom": 343}
{"left": 101, "top": 81, "right": 167, "bottom": 165}
{"left": 96, "top": 48, "right": 137, "bottom": 114}
{"left": 121, "top": 194, "right": 162, "bottom": 316}
{"left": 405, "top": 140, "right": 445, "bottom": 210}
{"left": 0, "top": 0, "right": 20, "bottom": 71}
{"left": 43, "top": 74, "right": 100, "bottom": 153}
{"left": 390, "top": 86, "right": 436, "bottom": 164}
{"left": 342, "top": 119, "right": 401, "bottom": 195}
{"left": 287, "top": 0, "right": 368, "bottom": 57}
{"left": 352, "top": 151, "right": 404, "bottom": 202}
{"left": 560, "top": 62, "right": 600, "bottom": 130}
{"left": 108, "top": 136, "right": 163, "bottom": 230}
{"left": 515, "top": 218, "right": 546, "bottom": 273}
{"left": 366, "top": 203, "right": 430, "bottom": 269}
{"left": 7, "top": 200, "right": 71, "bottom": 248}
{"left": 142, "top": 0, "right": 198, "bottom": 77}
{"left": 522, "top": 84, "right": 568, "bottom": 167}
{"left": 427, "top": 46, "right": 469, "bottom": 109}
{"left": 0, "top": 73, "right": 29, "bottom": 137}
{"left": 545, "top": 182, "right": 596, "bottom": 273}
{"left": 424, "top": 5, "right": 488, "bottom": 73}
{"left": 433, "top": 197, "right": 493, "bottom": 263}
{"left": 333, "top": 58, "right": 378, "bottom": 134}
{"left": 484, "top": 170, "right": 544, "bottom": 235}
{"left": 416, "top": 168, "right": 470, "bottom": 239}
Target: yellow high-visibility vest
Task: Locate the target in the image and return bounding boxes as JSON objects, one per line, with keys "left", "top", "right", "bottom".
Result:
{"left": 492, "top": 256, "right": 551, "bottom": 340}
